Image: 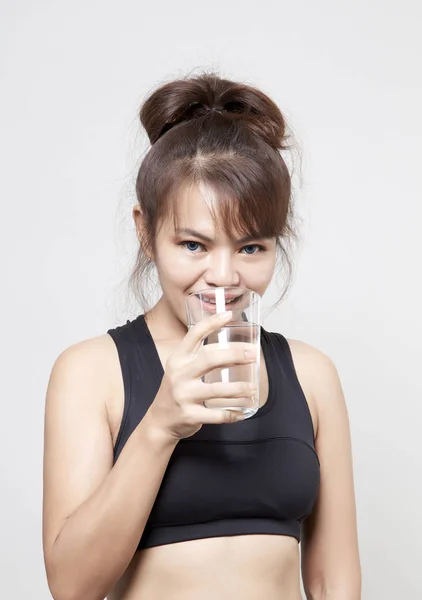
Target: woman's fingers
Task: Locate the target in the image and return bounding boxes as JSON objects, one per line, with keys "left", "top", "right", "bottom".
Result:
{"left": 180, "top": 310, "right": 233, "bottom": 355}
{"left": 186, "top": 405, "right": 247, "bottom": 425}
{"left": 186, "top": 379, "right": 257, "bottom": 402}
{"left": 191, "top": 344, "right": 257, "bottom": 378}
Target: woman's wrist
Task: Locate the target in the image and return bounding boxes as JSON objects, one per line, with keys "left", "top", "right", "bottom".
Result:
{"left": 140, "top": 408, "right": 180, "bottom": 451}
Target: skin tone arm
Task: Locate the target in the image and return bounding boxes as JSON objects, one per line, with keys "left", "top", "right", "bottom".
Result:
{"left": 43, "top": 336, "right": 179, "bottom": 600}
{"left": 300, "top": 347, "right": 362, "bottom": 600}
{"left": 43, "top": 311, "right": 253, "bottom": 600}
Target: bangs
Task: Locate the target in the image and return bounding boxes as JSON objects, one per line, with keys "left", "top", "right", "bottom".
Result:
{"left": 157, "top": 151, "right": 291, "bottom": 240}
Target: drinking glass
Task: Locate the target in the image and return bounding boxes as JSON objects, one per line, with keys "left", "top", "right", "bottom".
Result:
{"left": 185, "top": 287, "right": 261, "bottom": 419}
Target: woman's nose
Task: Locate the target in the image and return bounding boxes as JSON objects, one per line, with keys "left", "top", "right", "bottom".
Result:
{"left": 203, "top": 251, "right": 240, "bottom": 288}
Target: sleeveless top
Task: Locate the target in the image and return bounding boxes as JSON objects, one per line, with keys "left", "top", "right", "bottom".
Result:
{"left": 107, "top": 315, "right": 320, "bottom": 550}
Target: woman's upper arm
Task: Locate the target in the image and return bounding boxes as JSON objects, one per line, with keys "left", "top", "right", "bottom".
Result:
{"left": 301, "top": 349, "right": 361, "bottom": 599}
{"left": 42, "top": 335, "right": 118, "bottom": 570}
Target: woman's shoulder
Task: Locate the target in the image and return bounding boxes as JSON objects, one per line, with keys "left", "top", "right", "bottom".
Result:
{"left": 266, "top": 333, "right": 341, "bottom": 438}
{"left": 285, "top": 337, "right": 345, "bottom": 439}
{"left": 265, "top": 328, "right": 334, "bottom": 377}
{"left": 48, "top": 334, "right": 122, "bottom": 415}
{"left": 53, "top": 334, "right": 119, "bottom": 375}
{"left": 284, "top": 336, "right": 332, "bottom": 364}
{"left": 285, "top": 337, "right": 339, "bottom": 385}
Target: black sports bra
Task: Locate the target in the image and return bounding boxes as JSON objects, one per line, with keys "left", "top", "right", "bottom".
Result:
{"left": 107, "top": 315, "right": 320, "bottom": 549}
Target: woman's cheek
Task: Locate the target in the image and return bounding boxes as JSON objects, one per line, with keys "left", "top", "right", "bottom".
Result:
{"left": 159, "top": 249, "right": 198, "bottom": 280}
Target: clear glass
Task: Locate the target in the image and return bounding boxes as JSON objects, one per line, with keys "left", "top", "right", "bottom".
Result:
{"left": 185, "top": 287, "right": 261, "bottom": 419}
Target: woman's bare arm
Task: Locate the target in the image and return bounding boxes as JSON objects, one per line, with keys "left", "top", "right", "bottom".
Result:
{"left": 43, "top": 336, "right": 178, "bottom": 600}
{"left": 300, "top": 345, "right": 361, "bottom": 600}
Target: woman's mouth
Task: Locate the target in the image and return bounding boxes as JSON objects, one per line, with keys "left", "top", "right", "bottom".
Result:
{"left": 201, "top": 295, "right": 243, "bottom": 309}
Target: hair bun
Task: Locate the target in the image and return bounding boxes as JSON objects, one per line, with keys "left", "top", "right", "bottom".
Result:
{"left": 140, "top": 72, "right": 289, "bottom": 149}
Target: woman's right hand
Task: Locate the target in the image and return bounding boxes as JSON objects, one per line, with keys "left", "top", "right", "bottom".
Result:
{"left": 147, "top": 311, "right": 258, "bottom": 441}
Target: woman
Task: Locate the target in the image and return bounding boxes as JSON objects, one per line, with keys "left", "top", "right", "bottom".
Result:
{"left": 43, "top": 72, "right": 361, "bottom": 600}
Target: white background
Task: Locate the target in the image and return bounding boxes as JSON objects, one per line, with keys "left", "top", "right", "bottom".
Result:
{"left": 1, "top": 1, "right": 421, "bottom": 598}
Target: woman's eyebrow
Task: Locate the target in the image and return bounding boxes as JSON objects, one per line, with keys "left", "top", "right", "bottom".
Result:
{"left": 174, "top": 228, "right": 268, "bottom": 244}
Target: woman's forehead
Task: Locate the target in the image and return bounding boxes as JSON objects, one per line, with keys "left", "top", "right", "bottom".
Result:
{"left": 174, "top": 182, "right": 224, "bottom": 215}
{"left": 166, "top": 182, "right": 255, "bottom": 235}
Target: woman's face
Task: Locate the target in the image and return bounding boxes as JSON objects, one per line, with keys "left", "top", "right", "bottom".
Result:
{"left": 136, "top": 183, "right": 277, "bottom": 326}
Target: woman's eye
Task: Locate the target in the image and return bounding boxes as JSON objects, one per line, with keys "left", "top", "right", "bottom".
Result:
{"left": 180, "top": 241, "right": 204, "bottom": 252}
{"left": 241, "top": 244, "right": 265, "bottom": 255}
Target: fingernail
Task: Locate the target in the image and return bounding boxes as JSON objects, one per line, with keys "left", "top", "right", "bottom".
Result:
{"left": 220, "top": 310, "right": 232, "bottom": 318}
{"left": 245, "top": 350, "right": 256, "bottom": 359}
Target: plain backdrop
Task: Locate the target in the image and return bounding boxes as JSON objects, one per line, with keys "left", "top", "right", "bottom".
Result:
{"left": 1, "top": 1, "right": 421, "bottom": 598}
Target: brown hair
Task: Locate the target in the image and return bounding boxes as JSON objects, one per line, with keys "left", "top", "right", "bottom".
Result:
{"left": 130, "top": 71, "right": 300, "bottom": 311}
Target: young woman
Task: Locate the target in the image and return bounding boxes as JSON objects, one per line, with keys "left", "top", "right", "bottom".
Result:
{"left": 43, "top": 72, "right": 361, "bottom": 600}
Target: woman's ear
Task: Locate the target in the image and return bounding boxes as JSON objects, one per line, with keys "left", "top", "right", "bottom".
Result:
{"left": 132, "top": 204, "right": 153, "bottom": 261}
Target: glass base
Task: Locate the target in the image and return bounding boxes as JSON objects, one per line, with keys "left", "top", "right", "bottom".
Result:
{"left": 204, "top": 404, "right": 259, "bottom": 419}
{"left": 238, "top": 406, "right": 258, "bottom": 419}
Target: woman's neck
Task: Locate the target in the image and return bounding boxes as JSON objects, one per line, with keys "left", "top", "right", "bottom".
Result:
{"left": 144, "top": 296, "right": 188, "bottom": 343}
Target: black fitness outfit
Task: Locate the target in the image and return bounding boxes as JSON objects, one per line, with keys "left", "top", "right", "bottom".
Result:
{"left": 107, "top": 315, "right": 320, "bottom": 550}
